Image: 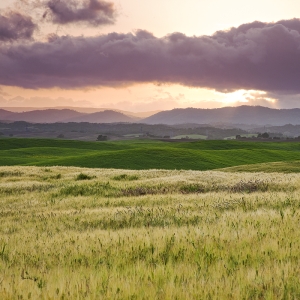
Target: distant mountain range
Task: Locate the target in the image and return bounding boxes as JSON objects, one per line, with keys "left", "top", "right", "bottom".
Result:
{"left": 143, "top": 106, "right": 300, "bottom": 126}
{"left": 2, "top": 106, "right": 300, "bottom": 126}
{"left": 66, "top": 110, "right": 135, "bottom": 123}
{"left": 1, "top": 107, "right": 160, "bottom": 119}
{"left": 0, "top": 109, "right": 136, "bottom": 123}
{"left": 0, "top": 109, "right": 84, "bottom": 123}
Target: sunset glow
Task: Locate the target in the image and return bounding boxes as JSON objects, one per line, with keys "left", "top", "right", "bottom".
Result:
{"left": 1, "top": 0, "right": 300, "bottom": 110}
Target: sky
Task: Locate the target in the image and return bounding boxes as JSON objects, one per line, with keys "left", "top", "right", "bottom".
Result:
{"left": 1, "top": 0, "right": 300, "bottom": 111}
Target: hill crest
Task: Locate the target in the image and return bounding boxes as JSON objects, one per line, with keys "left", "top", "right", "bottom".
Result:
{"left": 142, "top": 106, "right": 300, "bottom": 126}
{"left": 0, "top": 109, "right": 136, "bottom": 123}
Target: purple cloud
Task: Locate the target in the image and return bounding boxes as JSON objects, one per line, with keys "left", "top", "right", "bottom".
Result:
{"left": 1, "top": 19, "right": 300, "bottom": 95}
{"left": 0, "top": 11, "right": 37, "bottom": 41}
{"left": 44, "top": 0, "right": 116, "bottom": 26}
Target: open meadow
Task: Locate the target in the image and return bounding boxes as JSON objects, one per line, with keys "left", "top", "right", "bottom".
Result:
{"left": 1, "top": 138, "right": 300, "bottom": 171}
{"left": 1, "top": 166, "right": 300, "bottom": 299}
{"left": 2, "top": 0, "right": 300, "bottom": 298}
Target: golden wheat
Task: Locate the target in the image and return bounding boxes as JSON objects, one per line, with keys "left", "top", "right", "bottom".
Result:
{"left": 0, "top": 166, "right": 300, "bottom": 299}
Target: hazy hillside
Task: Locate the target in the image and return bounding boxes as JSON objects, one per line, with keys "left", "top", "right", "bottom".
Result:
{"left": 142, "top": 106, "right": 300, "bottom": 126}
{"left": 0, "top": 121, "right": 248, "bottom": 140}
{"left": 126, "top": 110, "right": 161, "bottom": 118}
{"left": 0, "top": 109, "right": 15, "bottom": 121}
{"left": 0, "top": 109, "right": 137, "bottom": 123}
{"left": 66, "top": 110, "right": 136, "bottom": 123}
{"left": 1, "top": 107, "right": 159, "bottom": 119}
{"left": 3, "top": 105, "right": 300, "bottom": 126}
{"left": 254, "top": 124, "right": 300, "bottom": 137}
{"left": 0, "top": 108, "right": 156, "bottom": 123}
{"left": 0, "top": 109, "right": 85, "bottom": 123}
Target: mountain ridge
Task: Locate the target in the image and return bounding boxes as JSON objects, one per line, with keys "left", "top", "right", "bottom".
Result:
{"left": 65, "top": 110, "right": 135, "bottom": 123}
{"left": 142, "top": 106, "right": 300, "bottom": 126}
{"left": 0, "top": 109, "right": 136, "bottom": 123}
{"left": 0, "top": 107, "right": 160, "bottom": 119}
{"left": 2, "top": 106, "right": 300, "bottom": 126}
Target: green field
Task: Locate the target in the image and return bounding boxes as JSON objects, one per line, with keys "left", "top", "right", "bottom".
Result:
{"left": 2, "top": 138, "right": 300, "bottom": 298}
{"left": 1, "top": 138, "right": 300, "bottom": 171}
{"left": 1, "top": 166, "right": 300, "bottom": 299}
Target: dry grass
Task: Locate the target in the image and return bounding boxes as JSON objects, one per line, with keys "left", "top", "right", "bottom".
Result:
{"left": 0, "top": 166, "right": 300, "bottom": 299}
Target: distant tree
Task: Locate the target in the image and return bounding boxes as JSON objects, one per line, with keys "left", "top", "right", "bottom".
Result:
{"left": 236, "top": 135, "right": 241, "bottom": 139}
{"left": 9, "top": 133, "right": 13, "bottom": 137}
{"left": 97, "top": 134, "right": 108, "bottom": 141}
{"left": 163, "top": 135, "right": 170, "bottom": 139}
{"left": 0, "top": 132, "right": 4, "bottom": 136}
{"left": 57, "top": 134, "right": 64, "bottom": 138}
{"left": 262, "top": 132, "right": 269, "bottom": 138}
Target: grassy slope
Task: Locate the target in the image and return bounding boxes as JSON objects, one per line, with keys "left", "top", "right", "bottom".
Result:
{"left": 220, "top": 161, "right": 300, "bottom": 173}
{"left": 1, "top": 166, "right": 300, "bottom": 299}
{"left": 1, "top": 138, "right": 300, "bottom": 170}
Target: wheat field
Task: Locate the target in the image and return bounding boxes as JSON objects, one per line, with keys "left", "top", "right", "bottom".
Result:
{"left": 0, "top": 166, "right": 300, "bottom": 299}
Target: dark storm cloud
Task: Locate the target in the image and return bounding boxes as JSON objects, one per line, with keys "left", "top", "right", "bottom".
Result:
{"left": 1, "top": 19, "right": 300, "bottom": 93}
{"left": 0, "top": 11, "right": 37, "bottom": 41}
{"left": 44, "top": 0, "right": 116, "bottom": 26}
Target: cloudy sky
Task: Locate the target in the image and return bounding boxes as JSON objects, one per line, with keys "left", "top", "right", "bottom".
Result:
{"left": 1, "top": 0, "right": 300, "bottom": 111}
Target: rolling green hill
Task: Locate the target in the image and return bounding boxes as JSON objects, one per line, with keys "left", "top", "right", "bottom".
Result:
{"left": 1, "top": 138, "right": 300, "bottom": 170}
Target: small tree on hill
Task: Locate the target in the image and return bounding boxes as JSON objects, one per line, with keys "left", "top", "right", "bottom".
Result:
{"left": 97, "top": 135, "right": 108, "bottom": 141}
{"left": 262, "top": 132, "right": 269, "bottom": 138}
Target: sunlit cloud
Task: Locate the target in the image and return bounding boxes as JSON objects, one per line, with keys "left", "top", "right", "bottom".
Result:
{"left": 1, "top": 19, "right": 300, "bottom": 97}
{"left": 214, "top": 90, "right": 278, "bottom": 106}
{"left": 0, "top": 84, "right": 289, "bottom": 112}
